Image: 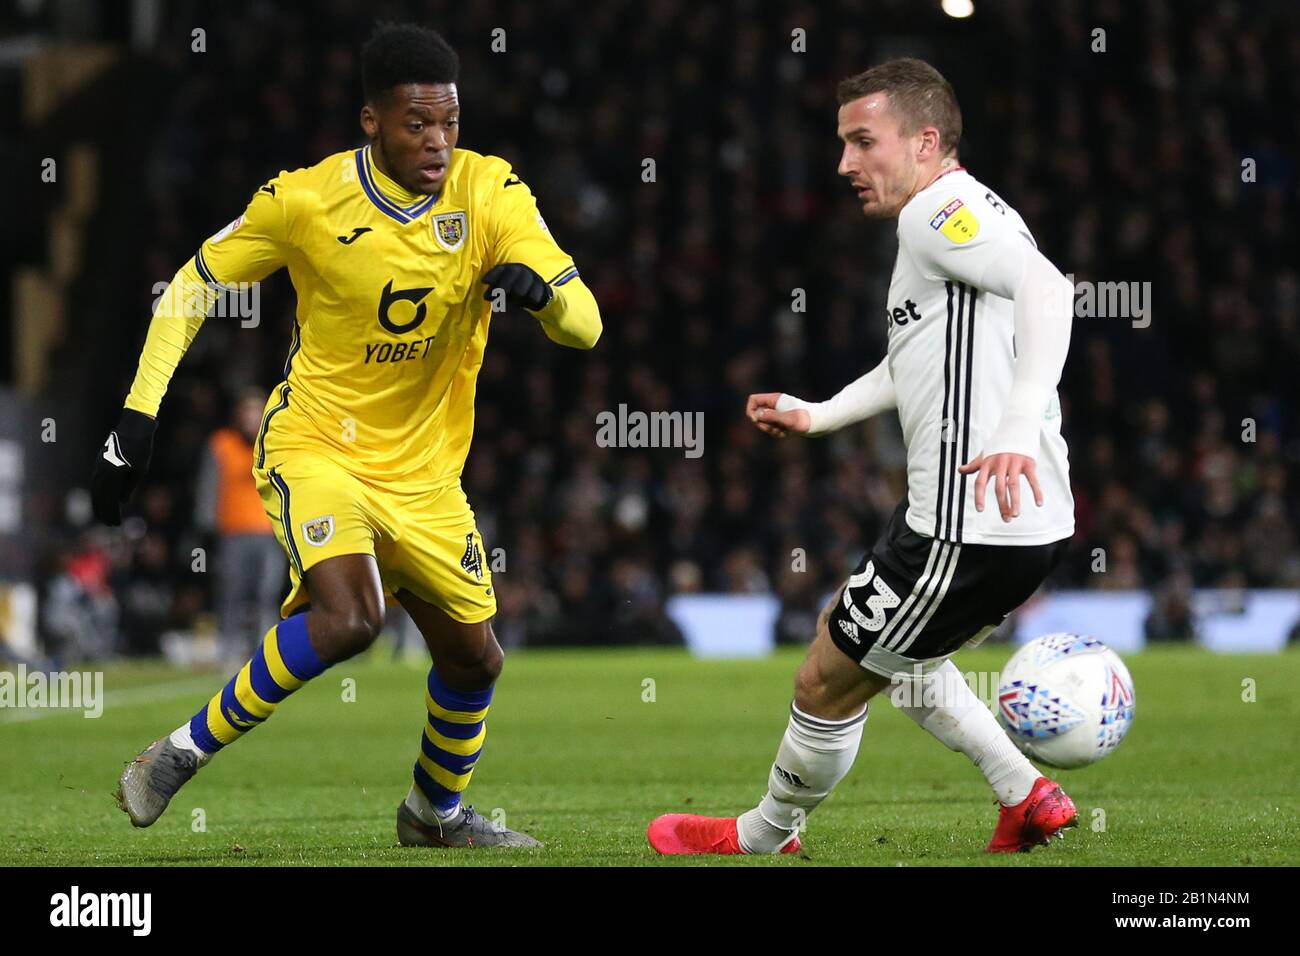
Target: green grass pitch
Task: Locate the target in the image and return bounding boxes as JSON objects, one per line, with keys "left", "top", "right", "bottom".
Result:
{"left": 2, "top": 644, "right": 1297, "bottom": 866}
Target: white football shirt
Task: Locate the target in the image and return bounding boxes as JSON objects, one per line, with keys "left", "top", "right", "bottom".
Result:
{"left": 888, "top": 168, "right": 1074, "bottom": 546}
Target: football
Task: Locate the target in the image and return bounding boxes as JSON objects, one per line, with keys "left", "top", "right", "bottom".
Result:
{"left": 995, "top": 633, "right": 1136, "bottom": 769}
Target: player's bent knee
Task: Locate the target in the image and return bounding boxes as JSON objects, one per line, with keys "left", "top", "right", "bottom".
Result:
{"left": 479, "top": 641, "right": 504, "bottom": 685}
{"left": 430, "top": 620, "right": 503, "bottom": 689}
{"left": 354, "top": 607, "right": 385, "bottom": 647}
{"left": 793, "top": 617, "right": 838, "bottom": 708}
{"left": 816, "top": 603, "right": 834, "bottom": 638}
{"left": 816, "top": 585, "right": 844, "bottom": 636}
{"left": 461, "top": 628, "right": 504, "bottom": 686}
{"left": 793, "top": 657, "right": 832, "bottom": 714}
{"left": 317, "top": 605, "right": 384, "bottom": 660}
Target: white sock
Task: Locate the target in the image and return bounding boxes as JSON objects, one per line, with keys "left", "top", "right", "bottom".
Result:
{"left": 737, "top": 703, "right": 867, "bottom": 853}
{"left": 169, "top": 723, "right": 213, "bottom": 767}
{"left": 404, "top": 785, "right": 462, "bottom": 826}
{"left": 737, "top": 807, "right": 801, "bottom": 853}
{"left": 893, "top": 660, "right": 1038, "bottom": 806}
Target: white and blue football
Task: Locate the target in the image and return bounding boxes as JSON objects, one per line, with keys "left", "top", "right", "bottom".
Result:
{"left": 995, "top": 633, "right": 1136, "bottom": 769}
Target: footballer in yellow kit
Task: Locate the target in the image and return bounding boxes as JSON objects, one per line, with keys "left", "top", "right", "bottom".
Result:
{"left": 211, "top": 136, "right": 578, "bottom": 625}
{"left": 102, "top": 23, "right": 600, "bottom": 848}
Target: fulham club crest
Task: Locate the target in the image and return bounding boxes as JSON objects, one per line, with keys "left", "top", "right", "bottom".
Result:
{"left": 433, "top": 211, "right": 467, "bottom": 252}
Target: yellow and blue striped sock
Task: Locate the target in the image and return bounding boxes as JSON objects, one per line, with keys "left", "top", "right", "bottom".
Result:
{"left": 185, "top": 612, "right": 329, "bottom": 755}
{"left": 412, "top": 668, "right": 492, "bottom": 817}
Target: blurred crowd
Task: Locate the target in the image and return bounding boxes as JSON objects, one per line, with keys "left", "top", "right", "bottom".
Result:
{"left": 29, "top": 0, "right": 1300, "bottom": 656}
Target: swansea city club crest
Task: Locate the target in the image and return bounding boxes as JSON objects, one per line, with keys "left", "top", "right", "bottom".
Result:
{"left": 302, "top": 515, "right": 335, "bottom": 546}
{"left": 433, "top": 211, "right": 467, "bottom": 252}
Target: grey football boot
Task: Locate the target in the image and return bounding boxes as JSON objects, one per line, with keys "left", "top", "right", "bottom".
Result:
{"left": 396, "top": 801, "right": 542, "bottom": 848}
{"left": 115, "top": 736, "right": 201, "bottom": 827}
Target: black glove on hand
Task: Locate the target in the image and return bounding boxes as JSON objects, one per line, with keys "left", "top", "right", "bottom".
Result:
{"left": 91, "top": 408, "right": 157, "bottom": 526}
{"left": 481, "top": 263, "right": 554, "bottom": 313}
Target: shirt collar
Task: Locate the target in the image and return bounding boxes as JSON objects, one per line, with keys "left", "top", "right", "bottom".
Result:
{"left": 355, "top": 144, "right": 440, "bottom": 223}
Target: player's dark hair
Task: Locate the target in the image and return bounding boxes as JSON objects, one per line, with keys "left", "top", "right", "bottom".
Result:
{"left": 362, "top": 22, "right": 459, "bottom": 104}
{"left": 837, "top": 58, "right": 962, "bottom": 157}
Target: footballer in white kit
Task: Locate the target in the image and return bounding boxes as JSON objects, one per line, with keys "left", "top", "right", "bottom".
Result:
{"left": 649, "top": 58, "right": 1082, "bottom": 856}
{"left": 817, "top": 159, "right": 1076, "bottom": 679}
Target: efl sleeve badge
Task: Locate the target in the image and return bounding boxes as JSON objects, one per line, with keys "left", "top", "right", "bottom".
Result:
{"left": 928, "top": 198, "right": 980, "bottom": 244}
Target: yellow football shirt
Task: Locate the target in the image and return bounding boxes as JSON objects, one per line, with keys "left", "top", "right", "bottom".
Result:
{"left": 126, "top": 144, "right": 598, "bottom": 486}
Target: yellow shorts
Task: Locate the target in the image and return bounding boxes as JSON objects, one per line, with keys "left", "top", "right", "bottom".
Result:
{"left": 253, "top": 453, "right": 495, "bottom": 624}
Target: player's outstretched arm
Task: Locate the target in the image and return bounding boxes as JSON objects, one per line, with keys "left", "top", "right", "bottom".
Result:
{"left": 91, "top": 256, "right": 221, "bottom": 525}
{"left": 748, "top": 356, "right": 896, "bottom": 439}
{"left": 92, "top": 175, "right": 290, "bottom": 525}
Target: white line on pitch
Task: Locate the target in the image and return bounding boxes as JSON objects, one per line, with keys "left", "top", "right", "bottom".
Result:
{"left": 0, "top": 676, "right": 219, "bottom": 725}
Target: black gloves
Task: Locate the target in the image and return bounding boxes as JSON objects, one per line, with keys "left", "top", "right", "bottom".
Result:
{"left": 481, "top": 263, "right": 554, "bottom": 313}
{"left": 91, "top": 408, "right": 157, "bottom": 526}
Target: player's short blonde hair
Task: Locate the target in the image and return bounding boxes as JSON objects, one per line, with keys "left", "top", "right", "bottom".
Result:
{"left": 837, "top": 58, "right": 962, "bottom": 157}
